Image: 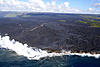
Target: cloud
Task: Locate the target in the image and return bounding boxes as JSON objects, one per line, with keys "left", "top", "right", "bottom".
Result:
{"left": 52, "top": 0, "right": 58, "bottom": 1}
{"left": 0, "top": 0, "right": 29, "bottom": 11}
{"left": 51, "top": 1, "right": 56, "bottom": 6}
{"left": 92, "top": 3, "right": 100, "bottom": 8}
{"left": 88, "top": 8, "right": 95, "bottom": 11}
{"left": 64, "top": 2, "right": 69, "bottom": 7}
{"left": 0, "top": 0, "right": 100, "bottom": 14}
{"left": 0, "top": 0, "right": 79, "bottom": 13}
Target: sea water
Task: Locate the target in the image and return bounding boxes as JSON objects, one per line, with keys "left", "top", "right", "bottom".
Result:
{"left": 0, "top": 35, "right": 100, "bottom": 67}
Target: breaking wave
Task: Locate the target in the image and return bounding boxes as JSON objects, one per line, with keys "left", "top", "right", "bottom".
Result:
{"left": 0, "top": 35, "right": 100, "bottom": 60}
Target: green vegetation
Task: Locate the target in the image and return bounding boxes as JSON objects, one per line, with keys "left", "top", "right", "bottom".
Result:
{"left": 88, "top": 23, "right": 100, "bottom": 27}
{"left": 84, "top": 19, "right": 100, "bottom": 23}
{"left": 59, "top": 20, "right": 66, "bottom": 22}
{"left": 81, "top": 15, "right": 100, "bottom": 19}
{"left": 69, "top": 20, "right": 72, "bottom": 21}
{"left": 77, "top": 15, "right": 100, "bottom": 27}
{"left": 77, "top": 20, "right": 88, "bottom": 23}
{"left": 22, "top": 15, "right": 31, "bottom": 17}
{"left": 4, "top": 13, "right": 23, "bottom": 17}
{"left": 77, "top": 20, "right": 100, "bottom": 27}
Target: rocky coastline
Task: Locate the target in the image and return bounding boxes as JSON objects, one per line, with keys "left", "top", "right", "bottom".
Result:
{"left": 43, "top": 49, "right": 100, "bottom": 55}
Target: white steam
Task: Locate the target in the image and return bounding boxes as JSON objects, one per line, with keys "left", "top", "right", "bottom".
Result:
{"left": 0, "top": 35, "right": 100, "bottom": 60}
{"left": 0, "top": 35, "right": 62, "bottom": 60}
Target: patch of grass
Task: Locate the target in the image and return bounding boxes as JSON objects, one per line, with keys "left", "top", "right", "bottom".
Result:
{"left": 4, "top": 13, "right": 23, "bottom": 17}
{"left": 77, "top": 20, "right": 100, "bottom": 27}
{"left": 81, "top": 15, "right": 100, "bottom": 19}
{"left": 59, "top": 20, "right": 66, "bottom": 22}
{"left": 77, "top": 20, "right": 88, "bottom": 23}
{"left": 69, "top": 20, "right": 72, "bottom": 21}
{"left": 88, "top": 23, "right": 100, "bottom": 27}
{"left": 22, "top": 15, "right": 31, "bottom": 17}
{"left": 84, "top": 19, "right": 100, "bottom": 23}
{"left": 79, "top": 15, "right": 100, "bottom": 27}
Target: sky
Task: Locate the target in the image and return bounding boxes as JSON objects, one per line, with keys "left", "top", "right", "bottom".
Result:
{"left": 0, "top": 0, "right": 100, "bottom": 14}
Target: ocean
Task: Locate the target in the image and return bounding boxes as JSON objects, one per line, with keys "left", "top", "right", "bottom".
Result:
{"left": 0, "top": 35, "right": 100, "bottom": 67}
{"left": 0, "top": 49, "right": 100, "bottom": 67}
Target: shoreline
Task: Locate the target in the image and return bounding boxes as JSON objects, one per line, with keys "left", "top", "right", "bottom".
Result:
{"left": 61, "top": 50, "right": 100, "bottom": 58}
{"left": 0, "top": 35, "right": 100, "bottom": 60}
{"left": 43, "top": 48, "right": 100, "bottom": 54}
{"left": 43, "top": 49, "right": 100, "bottom": 58}
{"left": 44, "top": 49, "right": 100, "bottom": 59}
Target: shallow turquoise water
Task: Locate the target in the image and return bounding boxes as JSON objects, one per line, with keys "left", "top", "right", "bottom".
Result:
{"left": 0, "top": 49, "right": 100, "bottom": 67}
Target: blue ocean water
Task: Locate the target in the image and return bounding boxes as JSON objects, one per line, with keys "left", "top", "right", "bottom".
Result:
{"left": 0, "top": 49, "right": 100, "bottom": 67}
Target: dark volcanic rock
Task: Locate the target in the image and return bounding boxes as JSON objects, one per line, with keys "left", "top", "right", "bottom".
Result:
{"left": 0, "top": 12, "right": 100, "bottom": 52}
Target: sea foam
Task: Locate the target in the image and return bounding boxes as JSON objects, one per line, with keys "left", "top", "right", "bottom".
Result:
{"left": 0, "top": 35, "right": 100, "bottom": 60}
